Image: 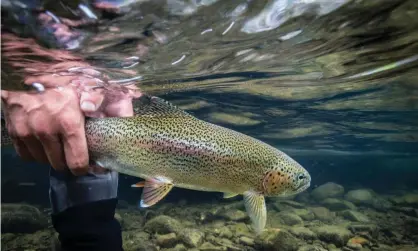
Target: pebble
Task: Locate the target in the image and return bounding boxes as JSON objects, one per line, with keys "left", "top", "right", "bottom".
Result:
{"left": 239, "top": 236, "right": 255, "bottom": 246}
{"left": 156, "top": 233, "right": 177, "bottom": 248}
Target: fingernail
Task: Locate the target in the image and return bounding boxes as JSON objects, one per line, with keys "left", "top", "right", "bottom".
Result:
{"left": 81, "top": 101, "right": 96, "bottom": 112}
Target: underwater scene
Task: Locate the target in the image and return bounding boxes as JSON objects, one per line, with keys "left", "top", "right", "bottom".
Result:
{"left": 1, "top": 0, "right": 418, "bottom": 250}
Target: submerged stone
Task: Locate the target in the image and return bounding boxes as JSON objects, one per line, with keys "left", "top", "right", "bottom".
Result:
{"left": 321, "top": 198, "right": 356, "bottom": 211}
{"left": 257, "top": 229, "right": 302, "bottom": 251}
{"left": 348, "top": 223, "right": 378, "bottom": 237}
{"left": 311, "top": 225, "right": 352, "bottom": 247}
{"left": 199, "top": 242, "right": 227, "bottom": 251}
{"left": 289, "top": 226, "right": 317, "bottom": 240}
{"left": 239, "top": 236, "right": 255, "bottom": 246}
{"left": 297, "top": 244, "right": 327, "bottom": 251}
{"left": 278, "top": 211, "right": 304, "bottom": 226}
{"left": 281, "top": 200, "right": 306, "bottom": 209}
{"left": 122, "top": 231, "right": 156, "bottom": 251}
{"left": 144, "top": 215, "right": 183, "bottom": 234}
{"left": 347, "top": 236, "right": 369, "bottom": 246}
{"left": 214, "top": 226, "right": 233, "bottom": 238}
{"left": 345, "top": 189, "right": 374, "bottom": 205}
{"left": 228, "top": 222, "right": 252, "bottom": 237}
{"left": 311, "top": 182, "right": 344, "bottom": 201}
{"left": 178, "top": 228, "right": 204, "bottom": 248}
{"left": 340, "top": 210, "right": 370, "bottom": 223}
{"left": 156, "top": 233, "right": 177, "bottom": 248}
{"left": 292, "top": 208, "right": 316, "bottom": 221}
{"left": 219, "top": 209, "right": 248, "bottom": 222}
{"left": 0, "top": 230, "right": 56, "bottom": 250}
{"left": 1, "top": 204, "right": 49, "bottom": 233}
{"left": 392, "top": 193, "right": 418, "bottom": 206}
{"left": 310, "top": 207, "right": 335, "bottom": 221}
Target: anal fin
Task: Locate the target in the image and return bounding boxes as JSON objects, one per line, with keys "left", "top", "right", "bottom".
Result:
{"left": 139, "top": 178, "right": 174, "bottom": 208}
{"left": 131, "top": 181, "right": 146, "bottom": 188}
{"left": 243, "top": 191, "right": 267, "bottom": 234}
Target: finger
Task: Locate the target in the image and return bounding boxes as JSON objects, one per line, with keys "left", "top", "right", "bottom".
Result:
{"left": 21, "top": 136, "right": 49, "bottom": 164}
{"left": 104, "top": 98, "right": 134, "bottom": 117}
{"left": 39, "top": 134, "right": 66, "bottom": 171}
{"left": 60, "top": 115, "right": 89, "bottom": 176}
{"left": 11, "top": 138, "right": 35, "bottom": 161}
{"left": 80, "top": 90, "right": 105, "bottom": 113}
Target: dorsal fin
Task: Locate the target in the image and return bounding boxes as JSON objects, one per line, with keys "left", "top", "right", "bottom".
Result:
{"left": 132, "top": 95, "right": 192, "bottom": 118}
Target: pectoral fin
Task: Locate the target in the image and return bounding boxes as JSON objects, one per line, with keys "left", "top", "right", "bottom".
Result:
{"left": 243, "top": 191, "right": 267, "bottom": 234}
{"left": 223, "top": 192, "right": 239, "bottom": 199}
{"left": 139, "top": 178, "right": 174, "bottom": 208}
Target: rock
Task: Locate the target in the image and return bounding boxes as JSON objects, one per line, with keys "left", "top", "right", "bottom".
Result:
{"left": 372, "top": 244, "right": 394, "bottom": 251}
{"left": 239, "top": 236, "right": 255, "bottom": 246}
{"left": 122, "top": 231, "right": 156, "bottom": 251}
{"left": 215, "top": 226, "right": 233, "bottom": 238}
{"left": 218, "top": 238, "right": 233, "bottom": 246}
{"left": 292, "top": 208, "right": 316, "bottom": 221}
{"left": 346, "top": 242, "right": 362, "bottom": 250}
{"left": 156, "top": 233, "right": 177, "bottom": 248}
{"left": 219, "top": 209, "right": 248, "bottom": 221}
{"left": 178, "top": 228, "right": 204, "bottom": 248}
{"left": 327, "top": 244, "right": 339, "bottom": 251}
{"left": 228, "top": 222, "right": 252, "bottom": 237}
{"left": 340, "top": 210, "right": 369, "bottom": 223}
{"left": 295, "top": 191, "right": 311, "bottom": 204}
{"left": 115, "top": 210, "right": 144, "bottom": 230}
{"left": 310, "top": 207, "right": 335, "bottom": 221}
{"left": 297, "top": 244, "right": 327, "bottom": 251}
{"left": 1, "top": 204, "right": 49, "bottom": 233}
{"left": 278, "top": 212, "right": 304, "bottom": 226}
{"left": 290, "top": 226, "right": 317, "bottom": 240}
{"left": 199, "top": 242, "right": 227, "bottom": 251}
{"left": 347, "top": 236, "right": 369, "bottom": 246}
{"left": 273, "top": 202, "right": 297, "bottom": 212}
{"left": 392, "top": 206, "right": 418, "bottom": 217}
{"left": 281, "top": 200, "right": 306, "bottom": 208}
{"left": 311, "top": 182, "right": 344, "bottom": 201}
{"left": 348, "top": 223, "right": 378, "bottom": 238}
{"left": 370, "top": 197, "right": 392, "bottom": 211}
{"left": 345, "top": 189, "right": 374, "bottom": 205}
{"left": 144, "top": 215, "right": 182, "bottom": 234}
{"left": 321, "top": 198, "right": 356, "bottom": 211}
{"left": 257, "top": 229, "right": 302, "bottom": 251}
{"left": 170, "top": 243, "right": 188, "bottom": 251}
{"left": 312, "top": 225, "right": 352, "bottom": 247}
{"left": 1, "top": 230, "right": 55, "bottom": 250}
{"left": 391, "top": 193, "right": 418, "bottom": 206}
{"left": 403, "top": 193, "right": 418, "bottom": 205}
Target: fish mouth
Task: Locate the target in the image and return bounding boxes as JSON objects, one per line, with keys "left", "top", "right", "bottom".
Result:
{"left": 296, "top": 181, "right": 311, "bottom": 193}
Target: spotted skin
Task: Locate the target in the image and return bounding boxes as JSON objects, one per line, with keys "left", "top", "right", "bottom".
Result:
{"left": 85, "top": 95, "right": 310, "bottom": 197}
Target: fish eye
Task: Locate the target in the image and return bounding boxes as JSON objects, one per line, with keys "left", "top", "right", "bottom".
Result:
{"left": 298, "top": 174, "right": 305, "bottom": 180}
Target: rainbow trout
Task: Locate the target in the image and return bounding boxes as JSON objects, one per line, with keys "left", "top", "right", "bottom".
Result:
{"left": 2, "top": 95, "right": 311, "bottom": 233}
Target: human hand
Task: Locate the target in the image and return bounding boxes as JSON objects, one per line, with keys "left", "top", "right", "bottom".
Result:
{"left": 1, "top": 72, "right": 141, "bottom": 176}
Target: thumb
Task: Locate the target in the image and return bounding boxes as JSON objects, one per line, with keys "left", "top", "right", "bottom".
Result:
{"left": 79, "top": 90, "right": 104, "bottom": 113}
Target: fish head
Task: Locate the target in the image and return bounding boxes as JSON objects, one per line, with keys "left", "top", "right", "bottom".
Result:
{"left": 261, "top": 153, "right": 311, "bottom": 197}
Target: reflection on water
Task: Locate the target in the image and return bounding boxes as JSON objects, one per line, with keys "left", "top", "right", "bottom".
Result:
{"left": 67, "top": 0, "right": 418, "bottom": 154}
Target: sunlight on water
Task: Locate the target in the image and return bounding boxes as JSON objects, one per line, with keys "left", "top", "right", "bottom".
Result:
{"left": 61, "top": 0, "right": 418, "bottom": 154}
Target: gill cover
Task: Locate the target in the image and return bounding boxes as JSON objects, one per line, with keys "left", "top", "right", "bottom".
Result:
{"left": 262, "top": 170, "right": 289, "bottom": 196}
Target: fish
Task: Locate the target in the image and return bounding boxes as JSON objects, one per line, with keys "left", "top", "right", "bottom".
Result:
{"left": 1, "top": 94, "right": 311, "bottom": 234}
